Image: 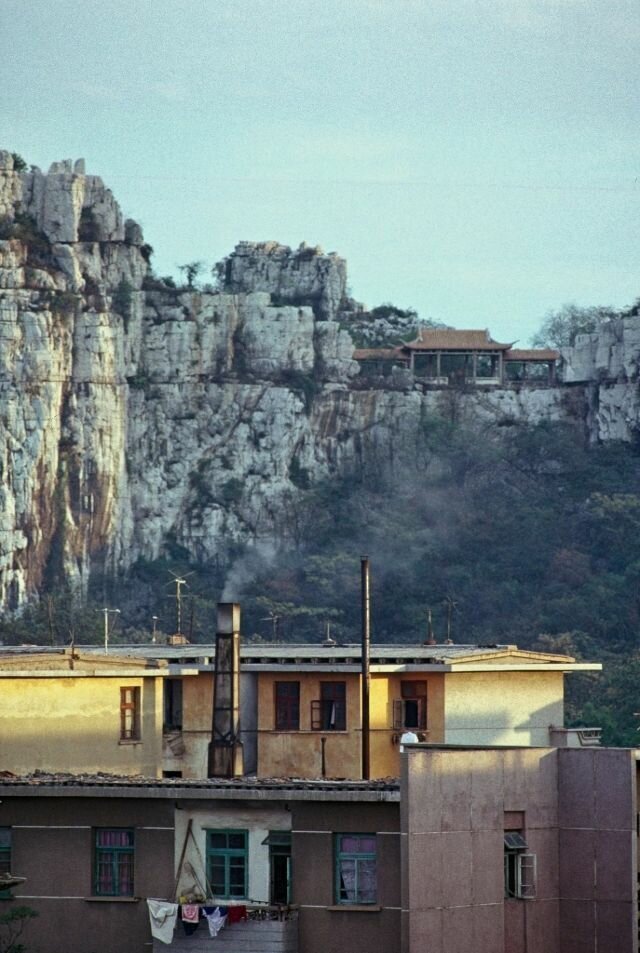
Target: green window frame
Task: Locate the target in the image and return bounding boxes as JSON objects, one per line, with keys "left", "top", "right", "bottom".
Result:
{"left": 0, "top": 828, "right": 11, "bottom": 898}
{"left": 206, "top": 830, "right": 248, "bottom": 900}
{"left": 335, "top": 834, "right": 377, "bottom": 905}
{"left": 94, "top": 829, "right": 135, "bottom": 896}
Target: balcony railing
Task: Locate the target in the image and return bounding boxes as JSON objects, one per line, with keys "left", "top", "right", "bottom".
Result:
{"left": 151, "top": 904, "right": 298, "bottom": 953}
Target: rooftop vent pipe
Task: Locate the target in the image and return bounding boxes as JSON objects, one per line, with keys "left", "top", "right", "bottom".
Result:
{"left": 208, "top": 603, "right": 244, "bottom": 778}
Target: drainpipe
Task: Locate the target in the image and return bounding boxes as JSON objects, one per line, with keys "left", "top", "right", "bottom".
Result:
{"left": 361, "top": 557, "right": 371, "bottom": 781}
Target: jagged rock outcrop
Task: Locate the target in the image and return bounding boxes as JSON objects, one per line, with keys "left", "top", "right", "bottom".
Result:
{"left": 560, "top": 315, "right": 640, "bottom": 441}
{"left": 216, "top": 241, "right": 348, "bottom": 322}
{"left": 0, "top": 152, "right": 634, "bottom": 608}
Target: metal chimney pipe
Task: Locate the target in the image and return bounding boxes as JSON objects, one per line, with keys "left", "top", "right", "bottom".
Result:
{"left": 208, "top": 603, "right": 244, "bottom": 778}
{"left": 361, "top": 557, "right": 371, "bottom": 780}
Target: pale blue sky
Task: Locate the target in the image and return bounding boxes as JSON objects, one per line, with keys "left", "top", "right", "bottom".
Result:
{"left": 2, "top": 0, "right": 638, "bottom": 342}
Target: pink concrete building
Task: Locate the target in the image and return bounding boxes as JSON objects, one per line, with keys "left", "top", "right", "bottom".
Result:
{"left": 401, "top": 745, "right": 638, "bottom": 953}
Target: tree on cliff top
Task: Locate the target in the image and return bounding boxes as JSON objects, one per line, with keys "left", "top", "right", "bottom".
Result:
{"left": 178, "top": 261, "right": 204, "bottom": 290}
{"left": 530, "top": 303, "right": 620, "bottom": 348}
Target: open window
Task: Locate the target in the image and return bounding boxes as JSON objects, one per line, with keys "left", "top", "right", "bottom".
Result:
{"left": 311, "top": 682, "right": 346, "bottom": 730}
{"left": 504, "top": 831, "right": 536, "bottom": 900}
{"left": 163, "top": 678, "right": 183, "bottom": 732}
{"left": 393, "top": 681, "right": 427, "bottom": 730}
{"left": 263, "top": 831, "right": 291, "bottom": 905}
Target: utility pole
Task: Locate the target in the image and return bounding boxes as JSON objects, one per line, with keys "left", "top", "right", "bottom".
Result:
{"left": 361, "top": 557, "right": 371, "bottom": 781}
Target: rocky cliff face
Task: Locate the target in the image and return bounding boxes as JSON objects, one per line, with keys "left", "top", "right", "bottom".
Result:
{"left": 561, "top": 317, "right": 640, "bottom": 442}
{"left": 0, "top": 152, "right": 630, "bottom": 608}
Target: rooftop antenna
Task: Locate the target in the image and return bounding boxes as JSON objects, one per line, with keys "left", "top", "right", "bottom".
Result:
{"left": 260, "top": 611, "right": 280, "bottom": 640}
{"left": 151, "top": 615, "right": 159, "bottom": 644}
{"left": 443, "top": 596, "right": 458, "bottom": 644}
{"left": 323, "top": 621, "right": 336, "bottom": 647}
{"left": 424, "top": 607, "right": 437, "bottom": 646}
{"left": 166, "top": 570, "right": 194, "bottom": 636}
{"left": 98, "top": 607, "right": 120, "bottom": 654}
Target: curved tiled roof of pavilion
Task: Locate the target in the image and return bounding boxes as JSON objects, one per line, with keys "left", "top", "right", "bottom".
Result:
{"left": 352, "top": 347, "right": 406, "bottom": 361}
{"left": 403, "top": 328, "right": 514, "bottom": 351}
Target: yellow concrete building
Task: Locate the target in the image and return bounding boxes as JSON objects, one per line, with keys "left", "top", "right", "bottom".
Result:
{"left": 0, "top": 650, "right": 169, "bottom": 777}
{"left": 246, "top": 645, "right": 600, "bottom": 779}
{"left": 0, "top": 642, "right": 601, "bottom": 780}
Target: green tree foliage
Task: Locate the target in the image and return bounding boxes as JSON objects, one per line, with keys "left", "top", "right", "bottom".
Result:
{"left": 10, "top": 153, "right": 27, "bottom": 173}
{"left": 178, "top": 261, "right": 204, "bottom": 290}
{"left": 2, "top": 410, "right": 640, "bottom": 742}
{"left": 530, "top": 303, "right": 620, "bottom": 348}
{"left": 0, "top": 906, "right": 38, "bottom": 953}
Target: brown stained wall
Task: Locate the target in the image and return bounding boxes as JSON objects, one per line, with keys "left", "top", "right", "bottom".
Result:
{"left": 257, "top": 672, "right": 361, "bottom": 778}
{"left": 291, "top": 801, "right": 401, "bottom": 953}
{"left": 558, "top": 747, "right": 637, "bottom": 953}
{"left": 401, "top": 746, "right": 637, "bottom": 953}
{"left": 257, "top": 671, "right": 445, "bottom": 779}
{"left": 2, "top": 796, "right": 174, "bottom": 953}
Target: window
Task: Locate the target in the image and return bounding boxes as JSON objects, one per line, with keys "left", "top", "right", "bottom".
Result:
{"left": 393, "top": 681, "right": 427, "bottom": 730}
{"left": 335, "top": 835, "right": 377, "bottom": 905}
{"left": 504, "top": 831, "right": 536, "bottom": 899}
{"left": 0, "top": 829, "right": 10, "bottom": 877}
{"left": 163, "top": 678, "right": 183, "bottom": 732}
{"left": 207, "top": 830, "right": 248, "bottom": 899}
{"left": 311, "top": 681, "right": 346, "bottom": 730}
{"left": 275, "top": 682, "right": 300, "bottom": 730}
{"left": 120, "top": 687, "right": 141, "bottom": 741}
{"left": 94, "top": 829, "right": 134, "bottom": 896}
{"left": 0, "top": 829, "right": 11, "bottom": 898}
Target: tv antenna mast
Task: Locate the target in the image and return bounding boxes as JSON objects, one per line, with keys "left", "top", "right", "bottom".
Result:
{"left": 260, "top": 611, "right": 280, "bottom": 640}
{"left": 166, "top": 570, "right": 194, "bottom": 636}
{"left": 443, "top": 596, "right": 458, "bottom": 644}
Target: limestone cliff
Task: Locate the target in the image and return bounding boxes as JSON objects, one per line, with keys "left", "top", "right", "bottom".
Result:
{"left": 0, "top": 152, "right": 628, "bottom": 608}
{"left": 561, "top": 316, "right": 640, "bottom": 442}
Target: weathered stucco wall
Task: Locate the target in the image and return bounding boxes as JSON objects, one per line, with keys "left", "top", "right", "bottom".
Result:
{"left": 174, "top": 802, "right": 290, "bottom": 904}
{"left": 443, "top": 671, "right": 564, "bottom": 746}
{"left": 400, "top": 745, "right": 637, "bottom": 953}
{"left": 0, "top": 673, "right": 163, "bottom": 775}
{"left": 256, "top": 671, "right": 361, "bottom": 778}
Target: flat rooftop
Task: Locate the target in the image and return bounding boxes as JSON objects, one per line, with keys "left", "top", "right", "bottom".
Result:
{"left": 0, "top": 642, "right": 601, "bottom": 673}
{"left": 0, "top": 772, "right": 400, "bottom": 801}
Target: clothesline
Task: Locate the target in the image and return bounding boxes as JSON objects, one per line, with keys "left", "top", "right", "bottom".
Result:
{"left": 147, "top": 899, "right": 249, "bottom": 944}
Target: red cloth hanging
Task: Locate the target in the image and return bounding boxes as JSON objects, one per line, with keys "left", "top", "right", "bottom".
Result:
{"left": 226, "top": 905, "right": 247, "bottom": 924}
